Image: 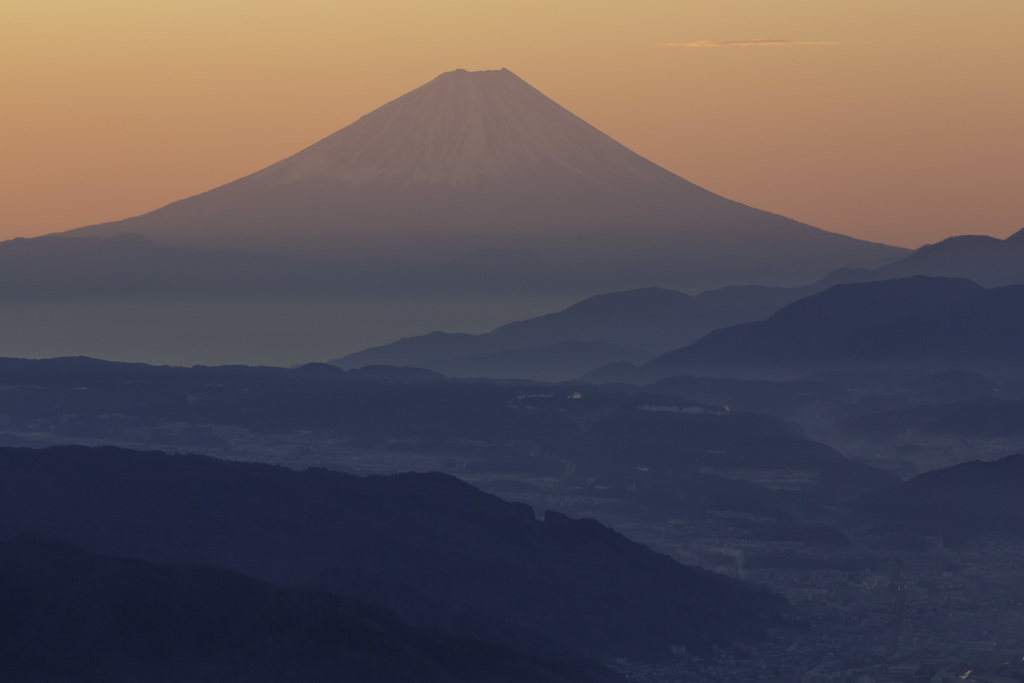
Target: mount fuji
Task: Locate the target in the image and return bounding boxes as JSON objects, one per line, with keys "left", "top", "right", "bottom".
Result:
{"left": 69, "top": 68, "right": 903, "bottom": 281}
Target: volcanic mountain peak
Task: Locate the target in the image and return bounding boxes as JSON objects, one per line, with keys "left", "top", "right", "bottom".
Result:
{"left": 67, "top": 67, "right": 906, "bottom": 278}
{"left": 250, "top": 67, "right": 656, "bottom": 189}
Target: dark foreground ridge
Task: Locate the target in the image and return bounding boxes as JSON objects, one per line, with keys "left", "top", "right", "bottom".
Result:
{"left": 0, "top": 536, "right": 619, "bottom": 683}
{"left": 0, "top": 445, "right": 786, "bottom": 661}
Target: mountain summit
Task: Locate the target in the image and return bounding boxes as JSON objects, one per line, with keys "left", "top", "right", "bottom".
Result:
{"left": 70, "top": 68, "right": 903, "bottom": 277}
{"left": 252, "top": 68, "right": 660, "bottom": 188}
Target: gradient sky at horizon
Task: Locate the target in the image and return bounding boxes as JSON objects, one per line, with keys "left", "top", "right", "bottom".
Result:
{"left": 2, "top": 0, "right": 1021, "bottom": 249}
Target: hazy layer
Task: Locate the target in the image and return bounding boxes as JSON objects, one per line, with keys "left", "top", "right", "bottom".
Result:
{"left": 0, "top": 296, "right": 572, "bottom": 367}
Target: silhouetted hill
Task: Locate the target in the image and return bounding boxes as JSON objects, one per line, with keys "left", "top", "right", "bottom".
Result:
{"left": 69, "top": 69, "right": 903, "bottom": 287}
{"left": 332, "top": 285, "right": 810, "bottom": 378}
{"left": 574, "top": 410, "right": 899, "bottom": 510}
{"left": 335, "top": 331, "right": 504, "bottom": 369}
{"left": 819, "top": 226, "right": 1024, "bottom": 289}
{"left": 0, "top": 537, "right": 618, "bottom": 683}
{"left": 290, "top": 361, "right": 347, "bottom": 376}
{"left": 855, "top": 453, "right": 1024, "bottom": 546}
{"left": 645, "top": 277, "right": 1024, "bottom": 379}
{"left": 0, "top": 445, "right": 786, "bottom": 659}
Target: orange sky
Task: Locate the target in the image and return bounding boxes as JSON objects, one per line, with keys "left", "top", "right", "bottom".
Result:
{"left": 2, "top": 0, "right": 1022, "bottom": 249}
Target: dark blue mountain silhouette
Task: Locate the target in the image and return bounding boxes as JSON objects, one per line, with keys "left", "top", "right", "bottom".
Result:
{"left": 0, "top": 445, "right": 785, "bottom": 660}
{"left": 643, "top": 276, "right": 1024, "bottom": 379}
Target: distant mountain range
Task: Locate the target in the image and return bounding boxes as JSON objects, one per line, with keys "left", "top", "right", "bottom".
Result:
{"left": 330, "top": 228, "right": 1024, "bottom": 381}
{"left": 330, "top": 286, "right": 809, "bottom": 380}
{"left": 823, "top": 227, "right": 1024, "bottom": 288}
{"left": 65, "top": 68, "right": 902, "bottom": 289}
{"left": 334, "top": 273, "right": 1019, "bottom": 382}
{"left": 638, "top": 276, "right": 1024, "bottom": 380}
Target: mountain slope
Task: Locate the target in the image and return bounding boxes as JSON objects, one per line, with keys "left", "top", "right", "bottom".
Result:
{"left": 331, "top": 285, "right": 811, "bottom": 377}
{"left": 0, "top": 445, "right": 786, "bottom": 659}
{"left": 0, "top": 537, "right": 617, "bottom": 683}
{"left": 854, "top": 453, "right": 1024, "bottom": 546}
{"left": 645, "top": 276, "right": 1024, "bottom": 379}
{"left": 69, "top": 68, "right": 903, "bottom": 282}
{"left": 820, "top": 226, "right": 1024, "bottom": 288}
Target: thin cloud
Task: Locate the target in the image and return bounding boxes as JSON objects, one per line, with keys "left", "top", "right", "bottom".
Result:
{"left": 663, "top": 39, "right": 840, "bottom": 48}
